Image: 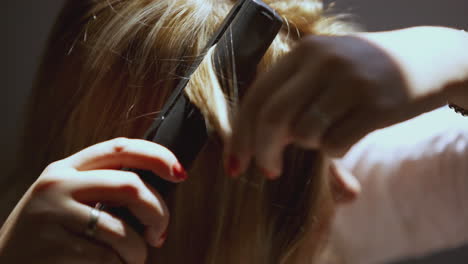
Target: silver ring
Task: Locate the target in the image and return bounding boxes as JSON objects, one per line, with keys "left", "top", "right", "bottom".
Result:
{"left": 310, "top": 105, "right": 331, "bottom": 127}
{"left": 85, "top": 202, "right": 104, "bottom": 238}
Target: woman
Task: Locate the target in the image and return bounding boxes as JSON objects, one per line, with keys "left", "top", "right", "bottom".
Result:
{"left": 2, "top": 0, "right": 468, "bottom": 263}
{"left": 0, "top": 0, "right": 356, "bottom": 263}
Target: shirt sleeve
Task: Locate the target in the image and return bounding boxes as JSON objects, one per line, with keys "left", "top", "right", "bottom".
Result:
{"left": 330, "top": 106, "right": 468, "bottom": 264}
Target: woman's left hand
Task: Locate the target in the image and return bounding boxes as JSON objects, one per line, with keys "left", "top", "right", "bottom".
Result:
{"left": 225, "top": 27, "right": 468, "bottom": 179}
{"left": 225, "top": 34, "right": 412, "bottom": 178}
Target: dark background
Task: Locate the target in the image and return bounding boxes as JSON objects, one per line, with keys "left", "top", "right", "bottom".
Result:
{"left": 1, "top": 0, "right": 467, "bottom": 262}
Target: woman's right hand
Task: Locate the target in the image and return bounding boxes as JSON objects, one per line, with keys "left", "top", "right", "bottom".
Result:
{"left": 0, "top": 138, "right": 187, "bottom": 264}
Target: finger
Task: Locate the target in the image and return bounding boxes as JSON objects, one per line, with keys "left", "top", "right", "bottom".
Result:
{"left": 61, "top": 138, "right": 187, "bottom": 183}
{"left": 225, "top": 48, "right": 304, "bottom": 177}
{"left": 65, "top": 170, "right": 169, "bottom": 247}
{"left": 292, "top": 73, "right": 358, "bottom": 149}
{"left": 322, "top": 107, "right": 379, "bottom": 157}
{"left": 329, "top": 159, "right": 361, "bottom": 203}
{"left": 241, "top": 44, "right": 306, "bottom": 110}
{"left": 253, "top": 68, "right": 322, "bottom": 179}
{"left": 64, "top": 201, "right": 148, "bottom": 264}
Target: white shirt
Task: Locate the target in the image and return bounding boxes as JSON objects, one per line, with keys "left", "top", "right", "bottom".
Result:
{"left": 331, "top": 107, "right": 468, "bottom": 264}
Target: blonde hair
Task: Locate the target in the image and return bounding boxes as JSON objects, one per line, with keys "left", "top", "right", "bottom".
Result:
{"left": 7, "top": 0, "right": 354, "bottom": 263}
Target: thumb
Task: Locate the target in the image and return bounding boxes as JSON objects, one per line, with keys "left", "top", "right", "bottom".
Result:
{"left": 329, "top": 159, "right": 361, "bottom": 203}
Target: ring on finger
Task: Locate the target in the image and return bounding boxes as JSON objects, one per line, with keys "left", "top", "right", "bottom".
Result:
{"left": 85, "top": 202, "right": 104, "bottom": 238}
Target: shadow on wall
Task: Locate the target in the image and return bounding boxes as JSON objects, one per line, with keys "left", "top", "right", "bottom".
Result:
{"left": 325, "top": 0, "right": 468, "bottom": 31}
{"left": 2, "top": 0, "right": 64, "bottom": 178}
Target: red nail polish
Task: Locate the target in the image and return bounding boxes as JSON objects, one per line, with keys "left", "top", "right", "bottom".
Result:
{"left": 227, "top": 155, "right": 240, "bottom": 177}
{"left": 172, "top": 163, "right": 188, "bottom": 180}
{"left": 156, "top": 231, "right": 168, "bottom": 248}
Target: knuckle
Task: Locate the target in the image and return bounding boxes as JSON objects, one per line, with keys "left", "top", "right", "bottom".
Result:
{"left": 116, "top": 176, "right": 145, "bottom": 198}
{"left": 44, "top": 161, "right": 61, "bottom": 171}
{"left": 116, "top": 181, "right": 141, "bottom": 198}
{"left": 35, "top": 164, "right": 76, "bottom": 194}
{"left": 32, "top": 178, "right": 61, "bottom": 194}
{"left": 111, "top": 137, "right": 131, "bottom": 153}
{"left": 42, "top": 160, "right": 68, "bottom": 176}
{"left": 33, "top": 170, "right": 69, "bottom": 195}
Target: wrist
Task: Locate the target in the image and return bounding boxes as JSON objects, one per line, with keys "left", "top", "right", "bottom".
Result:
{"left": 354, "top": 27, "right": 468, "bottom": 104}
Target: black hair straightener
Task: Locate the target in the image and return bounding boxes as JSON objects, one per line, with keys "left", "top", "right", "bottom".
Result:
{"left": 109, "top": 0, "right": 283, "bottom": 234}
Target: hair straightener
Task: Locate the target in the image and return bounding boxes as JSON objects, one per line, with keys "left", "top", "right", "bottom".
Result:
{"left": 109, "top": 0, "right": 284, "bottom": 234}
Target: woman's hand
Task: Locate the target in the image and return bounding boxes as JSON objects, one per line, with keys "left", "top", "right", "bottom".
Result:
{"left": 0, "top": 138, "right": 187, "bottom": 264}
{"left": 226, "top": 34, "right": 410, "bottom": 178}
{"left": 225, "top": 27, "right": 468, "bottom": 179}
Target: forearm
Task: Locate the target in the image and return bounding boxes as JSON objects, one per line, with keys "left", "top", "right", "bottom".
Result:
{"left": 355, "top": 26, "right": 468, "bottom": 108}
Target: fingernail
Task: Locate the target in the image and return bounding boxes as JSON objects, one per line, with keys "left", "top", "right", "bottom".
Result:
{"left": 172, "top": 162, "right": 188, "bottom": 181}
{"left": 227, "top": 154, "right": 240, "bottom": 177}
{"left": 156, "top": 231, "right": 168, "bottom": 248}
